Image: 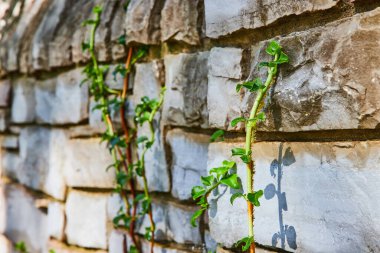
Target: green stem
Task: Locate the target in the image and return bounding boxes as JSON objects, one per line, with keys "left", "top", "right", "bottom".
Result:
{"left": 246, "top": 55, "right": 279, "bottom": 244}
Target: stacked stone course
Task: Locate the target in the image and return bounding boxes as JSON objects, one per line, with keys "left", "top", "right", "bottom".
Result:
{"left": 0, "top": 0, "right": 379, "bottom": 252}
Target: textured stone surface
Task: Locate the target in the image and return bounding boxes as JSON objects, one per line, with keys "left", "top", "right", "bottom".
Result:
{"left": 138, "top": 201, "right": 202, "bottom": 244}
{"left": 204, "top": 0, "right": 339, "bottom": 38}
{"left": 125, "top": 0, "right": 164, "bottom": 45}
{"left": 11, "top": 78, "right": 36, "bottom": 123}
{"left": 0, "top": 109, "right": 9, "bottom": 132}
{"left": 48, "top": 239, "right": 108, "bottom": 253}
{"left": 1, "top": 135, "right": 18, "bottom": 149}
{"left": 208, "top": 9, "right": 380, "bottom": 132}
{"left": 209, "top": 47, "right": 245, "bottom": 79}
{"left": 65, "top": 190, "right": 109, "bottom": 249}
{"left": 0, "top": 234, "right": 12, "bottom": 253}
{"left": 2, "top": 184, "right": 49, "bottom": 253}
{"left": 163, "top": 52, "right": 209, "bottom": 128}
{"left": 166, "top": 129, "right": 209, "bottom": 200}
{"left": 2, "top": 127, "right": 67, "bottom": 200}
{"left": 64, "top": 138, "right": 115, "bottom": 189}
{"left": 48, "top": 202, "right": 65, "bottom": 241}
{"left": 160, "top": 0, "right": 200, "bottom": 45}
{"left": 207, "top": 141, "right": 380, "bottom": 252}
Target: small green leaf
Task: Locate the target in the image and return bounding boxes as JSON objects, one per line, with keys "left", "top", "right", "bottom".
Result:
{"left": 117, "top": 34, "right": 126, "bottom": 45}
{"left": 235, "top": 236, "right": 254, "bottom": 251}
{"left": 210, "top": 129, "right": 224, "bottom": 142}
{"left": 258, "top": 61, "right": 277, "bottom": 69}
{"left": 134, "top": 193, "right": 145, "bottom": 203}
{"left": 247, "top": 190, "right": 264, "bottom": 207}
{"left": 137, "top": 136, "right": 148, "bottom": 144}
{"left": 191, "top": 208, "right": 205, "bottom": 227}
{"left": 231, "top": 117, "right": 246, "bottom": 127}
{"left": 220, "top": 174, "right": 240, "bottom": 189}
{"left": 222, "top": 160, "right": 236, "bottom": 169}
{"left": 274, "top": 51, "right": 289, "bottom": 64}
{"left": 240, "top": 154, "right": 251, "bottom": 164}
{"left": 265, "top": 41, "right": 281, "bottom": 56}
{"left": 209, "top": 166, "right": 229, "bottom": 179}
{"left": 231, "top": 148, "right": 246, "bottom": 156}
{"left": 236, "top": 83, "right": 243, "bottom": 92}
{"left": 256, "top": 112, "right": 266, "bottom": 121}
{"left": 129, "top": 246, "right": 138, "bottom": 253}
{"left": 191, "top": 186, "right": 206, "bottom": 200}
{"left": 81, "top": 42, "right": 90, "bottom": 52}
{"left": 237, "top": 78, "right": 264, "bottom": 92}
{"left": 201, "top": 175, "right": 214, "bottom": 186}
{"left": 230, "top": 193, "right": 244, "bottom": 205}
{"left": 93, "top": 5, "right": 102, "bottom": 14}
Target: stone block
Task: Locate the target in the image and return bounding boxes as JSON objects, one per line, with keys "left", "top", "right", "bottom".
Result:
{"left": 64, "top": 138, "right": 116, "bottom": 189}
{"left": 5, "top": 127, "right": 67, "bottom": 200}
{"left": 11, "top": 78, "right": 36, "bottom": 123}
{"left": 0, "top": 109, "right": 9, "bottom": 132}
{"left": 2, "top": 184, "right": 49, "bottom": 253}
{"left": 47, "top": 202, "right": 65, "bottom": 241}
{"left": 207, "top": 141, "right": 380, "bottom": 252}
{"left": 209, "top": 47, "right": 245, "bottom": 79}
{"left": 65, "top": 190, "right": 110, "bottom": 249}
{"left": 1, "top": 135, "right": 18, "bottom": 149}
{"left": 204, "top": 0, "right": 339, "bottom": 38}
{"left": 160, "top": 0, "right": 200, "bottom": 45}
{"left": 166, "top": 129, "right": 209, "bottom": 200}
{"left": 125, "top": 0, "right": 164, "bottom": 45}
{"left": 163, "top": 52, "right": 209, "bottom": 128}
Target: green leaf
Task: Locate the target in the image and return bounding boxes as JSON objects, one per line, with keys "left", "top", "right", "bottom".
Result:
{"left": 191, "top": 186, "right": 206, "bottom": 200}
{"left": 93, "top": 5, "right": 103, "bottom": 14}
{"left": 222, "top": 160, "right": 236, "bottom": 169}
{"left": 275, "top": 51, "right": 289, "bottom": 64}
{"left": 137, "top": 136, "right": 149, "bottom": 144}
{"left": 231, "top": 148, "right": 246, "bottom": 156}
{"left": 209, "top": 166, "right": 230, "bottom": 179}
{"left": 240, "top": 154, "right": 251, "bottom": 164}
{"left": 265, "top": 41, "right": 281, "bottom": 56}
{"left": 246, "top": 190, "right": 264, "bottom": 207}
{"left": 210, "top": 129, "right": 224, "bottom": 142}
{"left": 134, "top": 193, "right": 145, "bottom": 203}
{"left": 117, "top": 34, "right": 126, "bottom": 45}
{"left": 256, "top": 112, "right": 266, "bottom": 121}
{"left": 81, "top": 19, "right": 96, "bottom": 26}
{"left": 201, "top": 175, "right": 214, "bottom": 186}
{"left": 235, "top": 236, "right": 254, "bottom": 251}
{"left": 81, "top": 42, "right": 90, "bottom": 52}
{"left": 220, "top": 174, "right": 240, "bottom": 189}
{"left": 144, "top": 226, "right": 153, "bottom": 240}
{"left": 236, "top": 83, "right": 243, "bottom": 92}
{"left": 237, "top": 78, "right": 264, "bottom": 92}
{"left": 191, "top": 208, "right": 205, "bottom": 227}
{"left": 258, "top": 61, "right": 277, "bottom": 69}
{"left": 49, "top": 250, "right": 56, "bottom": 253}
{"left": 231, "top": 117, "right": 246, "bottom": 127}
{"left": 129, "top": 246, "right": 138, "bottom": 253}
{"left": 230, "top": 192, "right": 244, "bottom": 205}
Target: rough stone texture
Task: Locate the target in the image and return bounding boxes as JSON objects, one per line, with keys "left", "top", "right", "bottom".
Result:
{"left": 208, "top": 47, "right": 245, "bottom": 79}
{"left": 0, "top": 79, "right": 11, "bottom": 107}
{"left": 48, "top": 239, "right": 107, "bottom": 253}
{"left": 207, "top": 141, "right": 380, "bottom": 252}
{"left": 163, "top": 52, "right": 209, "bottom": 128}
{"left": 2, "top": 127, "right": 67, "bottom": 200}
{"left": 166, "top": 129, "right": 209, "bottom": 200}
{"left": 204, "top": 0, "right": 339, "bottom": 38}
{"left": 1, "top": 184, "right": 49, "bottom": 253}
{"left": 35, "top": 68, "right": 90, "bottom": 125}
{"left": 125, "top": 0, "right": 164, "bottom": 45}
{"left": 160, "top": 0, "right": 200, "bottom": 45}
{"left": 65, "top": 190, "right": 109, "bottom": 249}
{"left": 1, "top": 135, "right": 18, "bottom": 149}
{"left": 11, "top": 78, "right": 36, "bottom": 123}
{"left": 138, "top": 201, "right": 202, "bottom": 244}
{"left": 48, "top": 202, "right": 65, "bottom": 241}
{"left": 64, "top": 138, "right": 116, "bottom": 189}
{"left": 110, "top": 6, "right": 127, "bottom": 60}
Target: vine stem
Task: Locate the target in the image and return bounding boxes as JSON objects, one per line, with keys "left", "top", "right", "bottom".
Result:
{"left": 245, "top": 54, "right": 279, "bottom": 253}
{"left": 139, "top": 92, "right": 165, "bottom": 253}
{"left": 89, "top": 11, "right": 140, "bottom": 252}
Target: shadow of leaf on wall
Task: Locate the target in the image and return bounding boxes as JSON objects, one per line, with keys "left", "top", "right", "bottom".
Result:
{"left": 265, "top": 143, "right": 297, "bottom": 250}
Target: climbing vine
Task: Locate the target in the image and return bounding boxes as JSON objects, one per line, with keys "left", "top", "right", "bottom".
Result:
{"left": 191, "top": 41, "right": 289, "bottom": 253}
{"left": 82, "top": 5, "right": 165, "bottom": 253}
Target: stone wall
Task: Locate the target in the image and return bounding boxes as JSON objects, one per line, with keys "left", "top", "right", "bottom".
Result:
{"left": 0, "top": 0, "right": 380, "bottom": 252}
